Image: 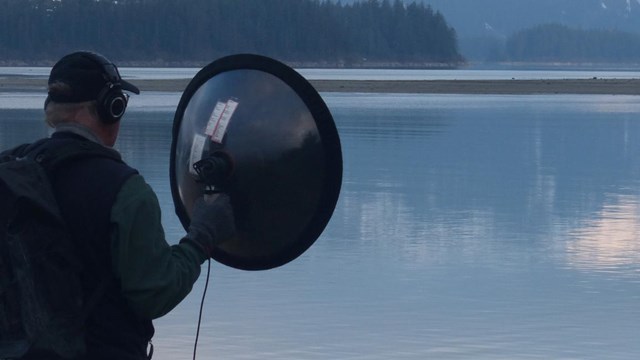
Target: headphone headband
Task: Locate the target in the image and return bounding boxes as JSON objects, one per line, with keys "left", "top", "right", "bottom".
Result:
{"left": 47, "top": 51, "right": 139, "bottom": 123}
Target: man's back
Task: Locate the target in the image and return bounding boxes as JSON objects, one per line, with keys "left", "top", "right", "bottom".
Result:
{"left": 45, "top": 133, "right": 153, "bottom": 359}
{"left": 1, "top": 133, "right": 152, "bottom": 359}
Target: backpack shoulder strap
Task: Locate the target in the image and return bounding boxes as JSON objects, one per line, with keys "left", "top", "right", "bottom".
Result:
{"left": 0, "top": 141, "right": 41, "bottom": 162}
{"left": 23, "top": 138, "right": 124, "bottom": 172}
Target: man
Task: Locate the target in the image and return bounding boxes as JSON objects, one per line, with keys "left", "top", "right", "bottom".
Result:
{"left": 22, "top": 51, "right": 234, "bottom": 359}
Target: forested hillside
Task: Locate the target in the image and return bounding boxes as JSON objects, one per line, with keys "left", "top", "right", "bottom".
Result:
{"left": 506, "top": 24, "right": 640, "bottom": 63}
{"left": 0, "top": 0, "right": 464, "bottom": 67}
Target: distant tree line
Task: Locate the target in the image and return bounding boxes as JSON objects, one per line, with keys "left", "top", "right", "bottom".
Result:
{"left": 0, "top": 0, "right": 464, "bottom": 66}
{"left": 506, "top": 23, "right": 640, "bottom": 62}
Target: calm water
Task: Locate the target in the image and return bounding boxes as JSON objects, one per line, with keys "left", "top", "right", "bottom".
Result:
{"left": 1, "top": 90, "right": 640, "bottom": 359}
{"left": 3, "top": 66, "right": 640, "bottom": 80}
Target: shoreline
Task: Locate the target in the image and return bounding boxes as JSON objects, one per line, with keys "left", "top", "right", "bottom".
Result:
{"left": 2, "top": 77, "right": 640, "bottom": 95}
{"left": 311, "top": 78, "right": 640, "bottom": 95}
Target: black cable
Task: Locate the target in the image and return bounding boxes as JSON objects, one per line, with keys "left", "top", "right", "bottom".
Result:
{"left": 193, "top": 258, "right": 212, "bottom": 360}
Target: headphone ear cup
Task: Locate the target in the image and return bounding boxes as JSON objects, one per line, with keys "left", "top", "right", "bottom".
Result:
{"left": 96, "top": 86, "right": 127, "bottom": 124}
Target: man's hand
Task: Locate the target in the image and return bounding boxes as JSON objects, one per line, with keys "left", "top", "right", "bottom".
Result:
{"left": 182, "top": 193, "right": 236, "bottom": 257}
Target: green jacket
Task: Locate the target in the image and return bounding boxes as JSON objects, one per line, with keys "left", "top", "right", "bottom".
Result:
{"left": 110, "top": 174, "right": 207, "bottom": 319}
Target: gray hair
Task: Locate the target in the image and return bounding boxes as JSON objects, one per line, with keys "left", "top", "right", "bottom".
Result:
{"left": 45, "top": 82, "right": 99, "bottom": 126}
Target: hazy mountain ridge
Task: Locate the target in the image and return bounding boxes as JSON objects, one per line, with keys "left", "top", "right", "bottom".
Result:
{"left": 342, "top": 1, "right": 640, "bottom": 37}
{"left": 345, "top": 0, "right": 640, "bottom": 62}
{"left": 420, "top": 0, "right": 640, "bottom": 37}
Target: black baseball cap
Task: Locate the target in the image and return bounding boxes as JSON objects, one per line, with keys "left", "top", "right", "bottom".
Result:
{"left": 48, "top": 51, "right": 140, "bottom": 103}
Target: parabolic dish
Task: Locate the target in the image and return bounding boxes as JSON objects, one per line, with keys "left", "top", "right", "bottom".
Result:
{"left": 170, "top": 54, "right": 342, "bottom": 270}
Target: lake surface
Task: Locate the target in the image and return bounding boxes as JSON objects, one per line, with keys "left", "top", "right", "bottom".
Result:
{"left": 1, "top": 90, "right": 640, "bottom": 359}
{"left": 3, "top": 66, "right": 640, "bottom": 81}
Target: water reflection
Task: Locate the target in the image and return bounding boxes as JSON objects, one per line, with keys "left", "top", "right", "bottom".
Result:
{"left": 568, "top": 194, "right": 640, "bottom": 276}
{"left": 328, "top": 93, "right": 640, "bottom": 270}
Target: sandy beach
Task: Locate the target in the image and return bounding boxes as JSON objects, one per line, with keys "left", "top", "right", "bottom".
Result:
{"left": 2, "top": 76, "right": 640, "bottom": 95}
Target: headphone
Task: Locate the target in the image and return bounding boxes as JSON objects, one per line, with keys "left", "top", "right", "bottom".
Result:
{"left": 84, "top": 52, "right": 129, "bottom": 124}
{"left": 45, "top": 52, "right": 129, "bottom": 124}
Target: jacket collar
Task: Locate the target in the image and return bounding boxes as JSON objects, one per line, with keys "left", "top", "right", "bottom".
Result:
{"left": 51, "top": 123, "right": 105, "bottom": 146}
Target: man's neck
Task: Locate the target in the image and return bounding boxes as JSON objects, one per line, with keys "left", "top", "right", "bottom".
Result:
{"left": 52, "top": 123, "right": 106, "bottom": 146}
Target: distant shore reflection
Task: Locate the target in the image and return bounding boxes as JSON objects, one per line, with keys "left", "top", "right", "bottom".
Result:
{"left": 567, "top": 194, "right": 640, "bottom": 277}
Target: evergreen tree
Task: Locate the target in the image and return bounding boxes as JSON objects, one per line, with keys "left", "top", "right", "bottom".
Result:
{"left": 0, "top": 0, "right": 464, "bottom": 66}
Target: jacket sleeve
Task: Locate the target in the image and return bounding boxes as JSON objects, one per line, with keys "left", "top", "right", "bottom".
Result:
{"left": 109, "top": 174, "right": 208, "bottom": 319}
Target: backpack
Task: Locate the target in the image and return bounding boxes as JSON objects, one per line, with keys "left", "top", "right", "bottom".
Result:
{"left": 0, "top": 139, "right": 122, "bottom": 359}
